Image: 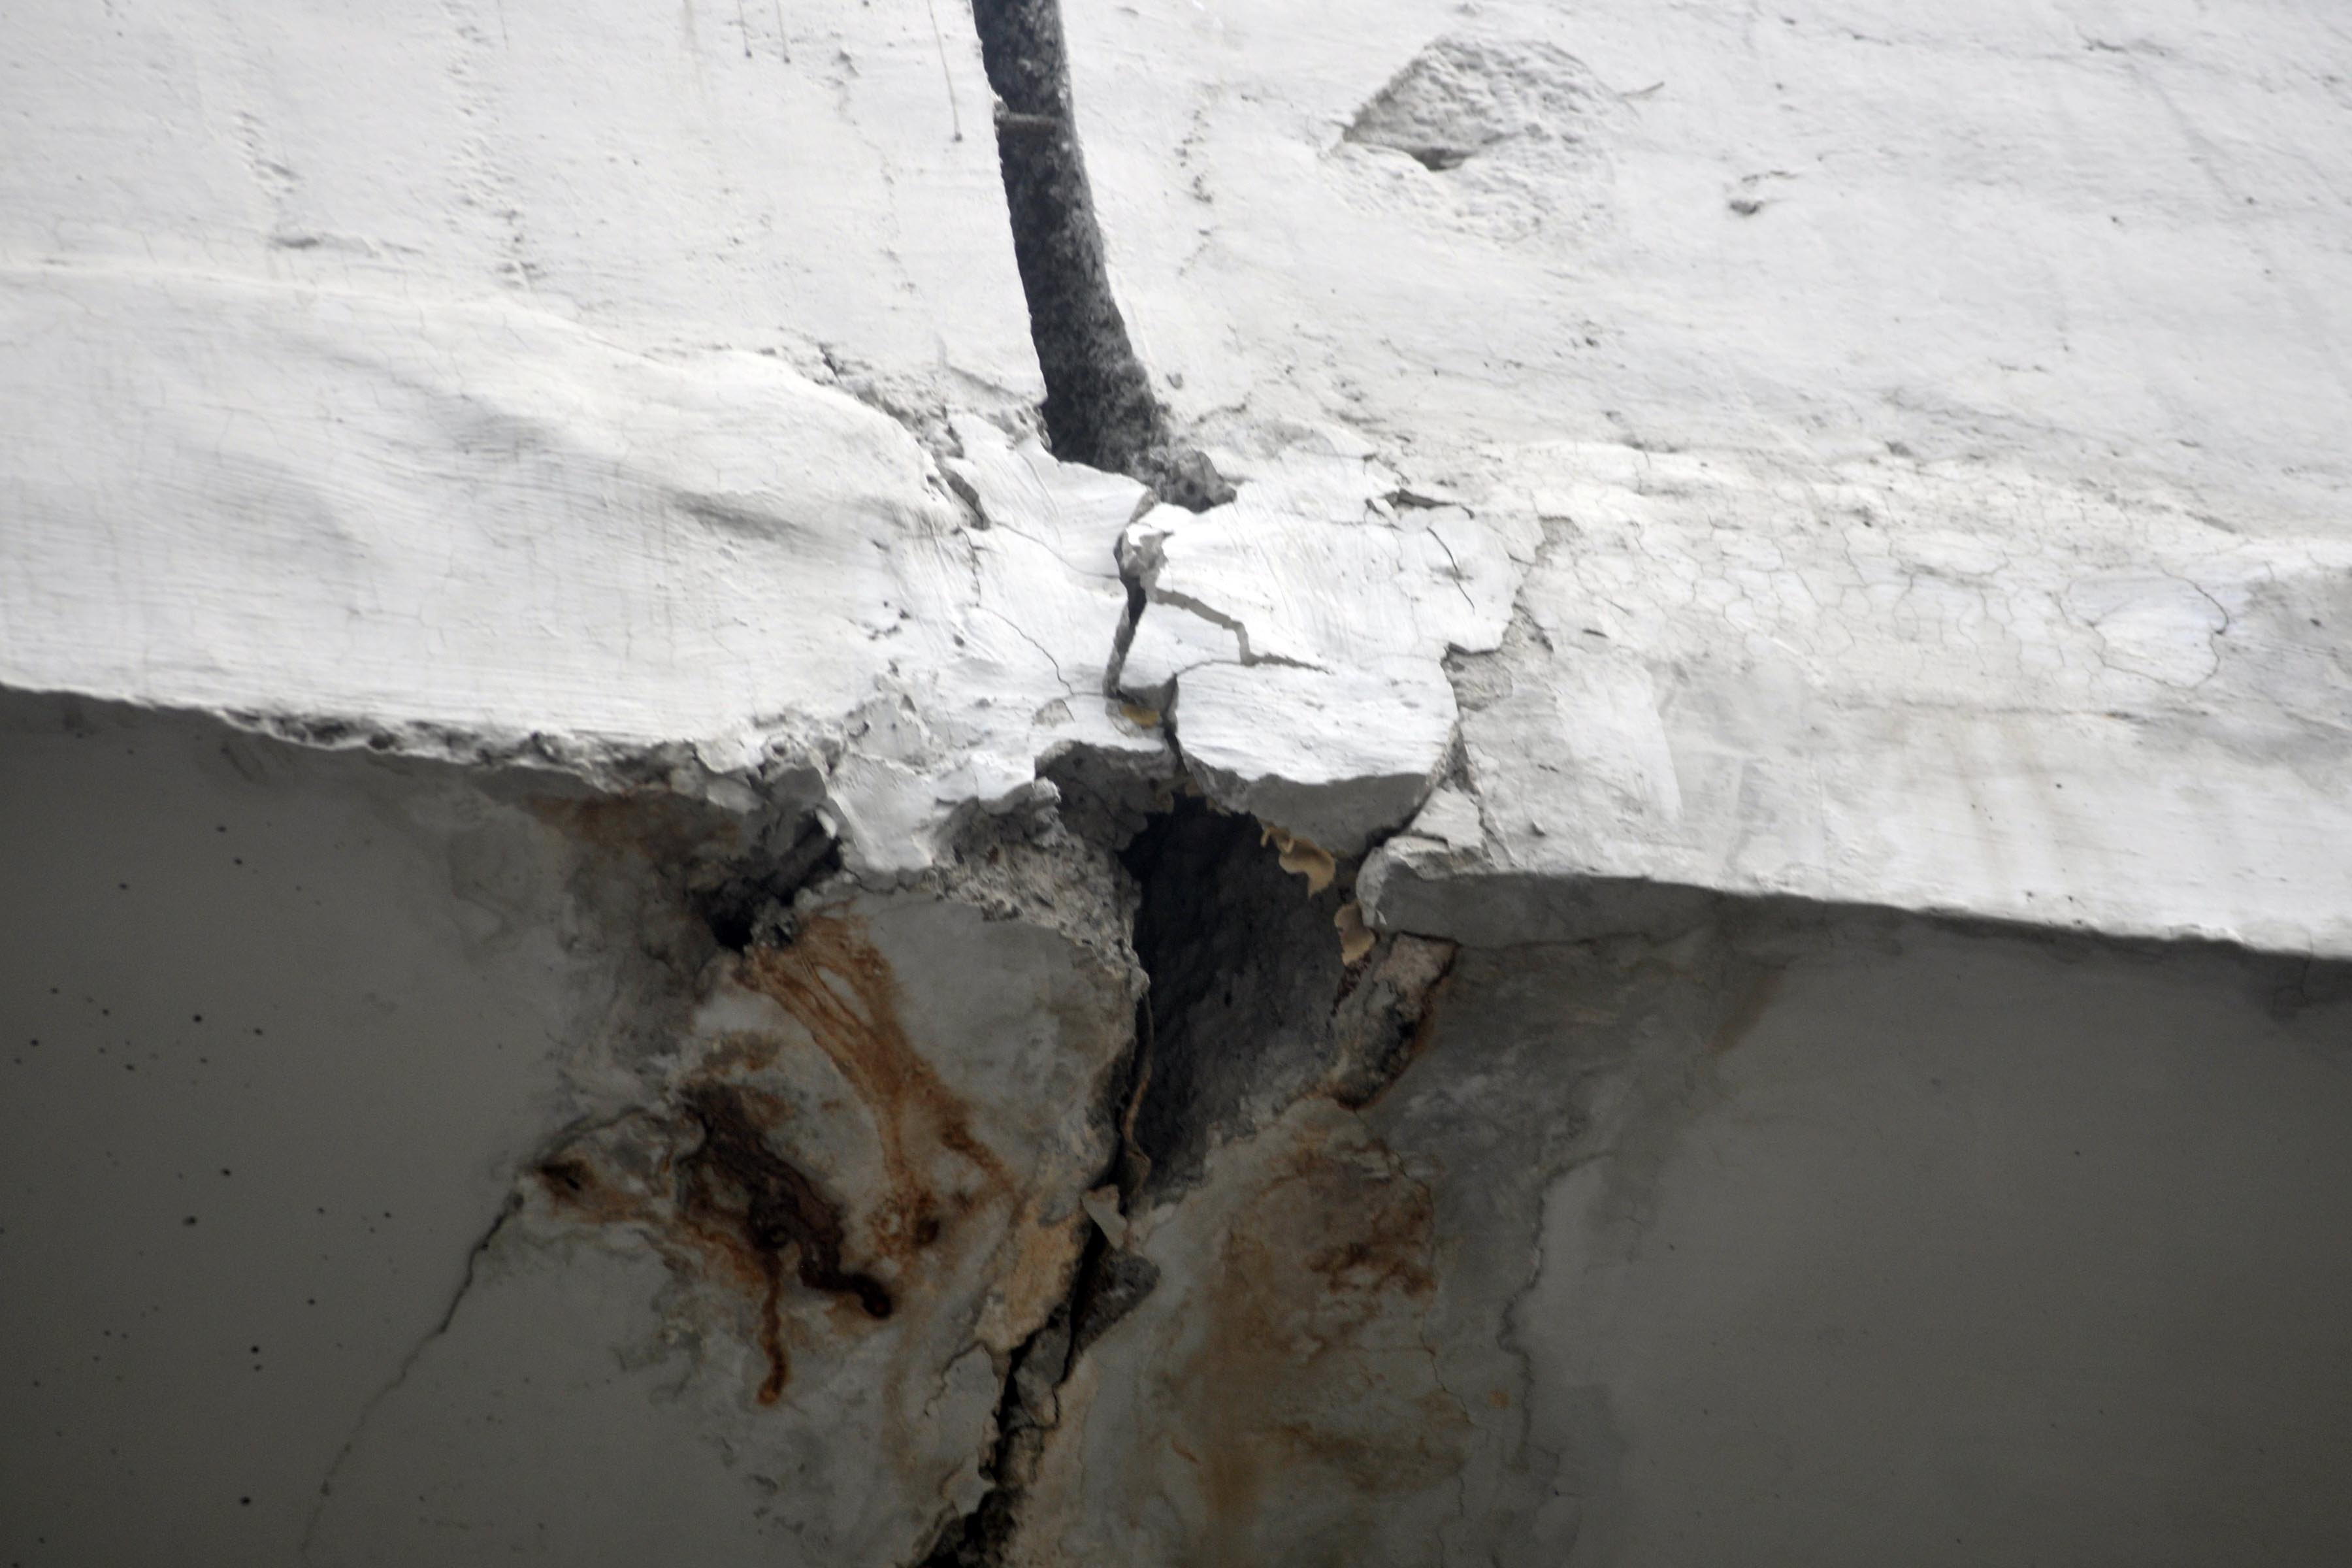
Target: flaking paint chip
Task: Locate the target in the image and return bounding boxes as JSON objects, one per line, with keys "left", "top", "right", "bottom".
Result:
{"left": 1334, "top": 902, "right": 1376, "bottom": 964}
{"left": 1260, "top": 824, "right": 1337, "bottom": 893}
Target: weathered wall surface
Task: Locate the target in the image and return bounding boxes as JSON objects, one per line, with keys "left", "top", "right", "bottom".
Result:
{"left": 0, "top": 691, "right": 1143, "bottom": 1567}
{"left": 6, "top": 0, "right": 2352, "bottom": 1563}
{"left": 8, "top": 704, "right": 2347, "bottom": 1565}
{"left": 1022, "top": 916, "right": 2352, "bottom": 1567}
{"left": 1, "top": 695, "right": 587, "bottom": 1563}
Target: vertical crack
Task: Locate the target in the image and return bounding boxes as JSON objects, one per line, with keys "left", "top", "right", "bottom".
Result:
{"left": 1118, "top": 800, "right": 1452, "bottom": 1200}
{"left": 970, "top": 0, "right": 1232, "bottom": 509}
{"left": 916, "top": 1224, "right": 1158, "bottom": 1567}
{"left": 905, "top": 794, "right": 1456, "bottom": 1567}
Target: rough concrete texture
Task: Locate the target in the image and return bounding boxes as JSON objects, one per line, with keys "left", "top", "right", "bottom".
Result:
{"left": 1065, "top": 0, "right": 2352, "bottom": 955}
{"left": 1, "top": 692, "right": 1139, "bottom": 1567}
{"left": 7, "top": 0, "right": 2352, "bottom": 1563}
{"left": 1023, "top": 914, "right": 2352, "bottom": 1567}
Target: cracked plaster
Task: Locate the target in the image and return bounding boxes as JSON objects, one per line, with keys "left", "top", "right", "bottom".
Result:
{"left": 8, "top": 0, "right": 2352, "bottom": 1563}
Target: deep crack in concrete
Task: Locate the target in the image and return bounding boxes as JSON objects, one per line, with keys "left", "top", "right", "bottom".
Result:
{"left": 911, "top": 791, "right": 1456, "bottom": 1566}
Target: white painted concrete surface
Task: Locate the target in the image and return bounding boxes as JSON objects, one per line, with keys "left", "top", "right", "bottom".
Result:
{"left": 7, "top": 0, "right": 2352, "bottom": 1563}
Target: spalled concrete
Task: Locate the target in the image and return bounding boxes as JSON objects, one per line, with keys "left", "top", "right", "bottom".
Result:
{"left": 7, "top": 0, "right": 2352, "bottom": 1561}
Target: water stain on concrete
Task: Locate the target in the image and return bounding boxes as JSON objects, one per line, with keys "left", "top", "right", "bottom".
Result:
{"left": 1175, "top": 1111, "right": 1470, "bottom": 1565}
{"left": 1708, "top": 965, "right": 1786, "bottom": 1054}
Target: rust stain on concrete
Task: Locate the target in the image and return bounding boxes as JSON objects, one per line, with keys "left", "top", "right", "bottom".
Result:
{"left": 976, "top": 1199, "right": 1092, "bottom": 1357}
{"left": 531, "top": 909, "right": 1037, "bottom": 1411}
{"left": 1175, "top": 1114, "right": 1470, "bottom": 1563}
{"left": 740, "top": 913, "right": 1011, "bottom": 1261}
{"left": 534, "top": 1149, "right": 651, "bottom": 1230}
{"left": 533, "top": 1087, "right": 892, "bottom": 1405}
{"left": 674, "top": 1083, "right": 894, "bottom": 1403}
{"left": 1708, "top": 966, "right": 1787, "bottom": 1055}
{"left": 529, "top": 790, "right": 747, "bottom": 866}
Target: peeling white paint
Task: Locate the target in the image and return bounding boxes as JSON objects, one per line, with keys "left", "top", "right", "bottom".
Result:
{"left": 9, "top": 0, "right": 2352, "bottom": 1563}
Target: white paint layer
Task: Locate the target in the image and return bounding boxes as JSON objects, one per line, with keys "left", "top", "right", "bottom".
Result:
{"left": 1363, "top": 445, "right": 2352, "bottom": 954}
{"left": 1060, "top": 0, "right": 2352, "bottom": 953}
{"left": 0, "top": 269, "right": 1160, "bottom": 875}
{"left": 2, "top": 0, "right": 1034, "bottom": 399}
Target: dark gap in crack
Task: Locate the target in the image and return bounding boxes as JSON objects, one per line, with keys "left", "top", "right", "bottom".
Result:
{"left": 909, "top": 793, "right": 1456, "bottom": 1565}
{"left": 916, "top": 1222, "right": 1159, "bottom": 1567}
{"left": 969, "top": 0, "right": 1233, "bottom": 511}
{"left": 1119, "top": 800, "right": 1461, "bottom": 1201}
{"left": 1118, "top": 798, "right": 1356, "bottom": 1200}
{"left": 910, "top": 893, "right": 1158, "bottom": 1567}
{"left": 691, "top": 819, "right": 838, "bottom": 953}
{"left": 1109, "top": 563, "right": 1150, "bottom": 696}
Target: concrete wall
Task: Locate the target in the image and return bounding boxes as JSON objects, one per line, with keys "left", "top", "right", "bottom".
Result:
{"left": 8, "top": 693, "right": 2348, "bottom": 1565}
{"left": 8, "top": 0, "right": 2352, "bottom": 1562}
{"left": 1502, "top": 924, "right": 2352, "bottom": 1566}
{"left": 0, "top": 694, "right": 581, "bottom": 1564}
{"left": 0, "top": 692, "right": 1145, "bottom": 1567}
{"left": 1017, "top": 910, "right": 2352, "bottom": 1567}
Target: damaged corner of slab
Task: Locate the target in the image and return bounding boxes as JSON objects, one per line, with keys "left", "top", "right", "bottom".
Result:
{"left": 14, "top": 0, "right": 2352, "bottom": 1562}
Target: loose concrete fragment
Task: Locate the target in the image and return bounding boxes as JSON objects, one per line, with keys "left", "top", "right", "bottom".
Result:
{"left": 1264, "top": 825, "right": 1339, "bottom": 895}
{"left": 1173, "top": 661, "right": 1457, "bottom": 858}
{"left": 1359, "top": 785, "right": 1490, "bottom": 934}
{"left": 1333, "top": 901, "right": 1377, "bottom": 964}
{"left": 1114, "top": 602, "right": 1243, "bottom": 710}
{"left": 1325, "top": 934, "right": 1456, "bottom": 1107}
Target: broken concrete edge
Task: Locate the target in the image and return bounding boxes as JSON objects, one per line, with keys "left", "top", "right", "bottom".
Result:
{"left": 16, "top": 684, "right": 2350, "bottom": 1568}
{"left": 369, "top": 655, "right": 2352, "bottom": 990}
{"left": 1105, "top": 521, "right": 1462, "bottom": 872}
{"left": 33, "top": 677, "right": 2339, "bottom": 1053}
{"left": 1101, "top": 461, "right": 1512, "bottom": 870}
{"left": 27, "top": 646, "right": 2343, "bottom": 969}
{"left": 1360, "top": 847, "right": 2352, "bottom": 1016}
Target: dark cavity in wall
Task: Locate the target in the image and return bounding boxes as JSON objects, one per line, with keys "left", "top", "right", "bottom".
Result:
{"left": 691, "top": 819, "right": 836, "bottom": 952}
{"left": 919, "top": 794, "right": 1455, "bottom": 1563}
{"left": 1118, "top": 799, "right": 1359, "bottom": 1197}
{"left": 970, "top": 0, "right": 1231, "bottom": 509}
{"left": 1117, "top": 797, "right": 1458, "bottom": 1199}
